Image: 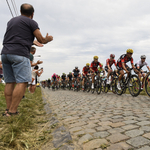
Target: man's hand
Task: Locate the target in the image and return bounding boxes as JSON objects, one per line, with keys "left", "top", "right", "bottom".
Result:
{"left": 37, "top": 60, "right": 43, "bottom": 64}
{"left": 33, "top": 40, "right": 44, "bottom": 47}
{"left": 45, "top": 33, "right": 53, "bottom": 43}
{"left": 126, "top": 70, "right": 130, "bottom": 74}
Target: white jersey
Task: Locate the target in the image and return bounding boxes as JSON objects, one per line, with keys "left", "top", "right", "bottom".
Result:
{"left": 32, "top": 70, "right": 37, "bottom": 79}
{"left": 135, "top": 60, "right": 148, "bottom": 69}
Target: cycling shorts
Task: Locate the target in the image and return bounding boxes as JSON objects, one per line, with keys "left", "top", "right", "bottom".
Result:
{"left": 105, "top": 66, "right": 112, "bottom": 72}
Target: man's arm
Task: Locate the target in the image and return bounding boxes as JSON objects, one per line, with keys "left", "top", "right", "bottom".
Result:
{"left": 30, "top": 60, "right": 43, "bottom": 67}
{"left": 147, "top": 66, "right": 150, "bottom": 72}
{"left": 33, "top": 40, "right": 44, "bottom": 47}
{"left": 122, "top": 62, "right": 128, "bottom": 73}
{"left": 33, "top": 29, "right": 53, "bottom": 44}
{"left": 0, "top": 64, "right": 2, "bottom": 69}
{"left": 131, "top": 63, "right": 135, "bottom": 69}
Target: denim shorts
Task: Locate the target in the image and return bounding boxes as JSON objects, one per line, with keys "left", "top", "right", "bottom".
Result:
{"left": 1, "top": 54, "right": 32, "bottom": 83}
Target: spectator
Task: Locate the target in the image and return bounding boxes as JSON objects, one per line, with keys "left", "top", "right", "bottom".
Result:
{"left": 28, "top": 66, "right": 43, "bottom": 93}
{"left": 0, "top": 61, "right": 3, "bottom": 83}
{"left": 1, "top": 3, "right": 53, "bottom": 116}
{"left": 30, "top": 46, "right": 43, "bottom": 67}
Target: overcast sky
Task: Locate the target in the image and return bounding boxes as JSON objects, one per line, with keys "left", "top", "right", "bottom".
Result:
{"left": 1, "top": 0, "right": 150, "bottom": 80}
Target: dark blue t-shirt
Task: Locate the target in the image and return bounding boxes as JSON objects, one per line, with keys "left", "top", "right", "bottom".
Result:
{"left": 1, "top": 15, "right": 39, "bottom": 59}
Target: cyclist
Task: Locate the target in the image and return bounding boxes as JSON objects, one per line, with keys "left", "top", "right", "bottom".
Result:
{"left": 47, "top": 78, "right": 51, "bottom": 88}
{"left": 116, "top": 49, "right": 138, "bottom": 90}
{"left": 82, "top": 63, "right": 90, "bottom": 90}
{"left": 72, "top": 67, "right": 81, "bottom": 87}
{"left": 57, "top": 75, "right": 61, "bottom": 88}
{"left": 98, "top": 63, "right": 103, "bottom": 72}
{"left": 135, "top": 55, "right": 150, "bottom": 89}
{"left": 105, "top": 54, "right": 117, "bottom": 84}
{"left": 67, "top": 72, "right": 73, "bottom": 82}
{"left": 90, "top": 56, "right": 105, "bottom": 89}
{"left": 51, "top": 73, "right": 57, "bottom": 87}
{"left": 61, "top": 73, "right": 67, "bottom": 87}
{"left": 67, "top": 72, "right": 73, "bottom": 87}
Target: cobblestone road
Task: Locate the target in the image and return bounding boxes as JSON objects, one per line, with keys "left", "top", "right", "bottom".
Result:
{"left": 42, "top": 88, "right": 150, "bottom": 150}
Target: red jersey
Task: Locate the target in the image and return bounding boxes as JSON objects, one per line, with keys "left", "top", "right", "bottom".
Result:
{"left": 117, "top": 54, "right": 133, "bottom": 68}
{"left": 106, "top": 59, "right": 117, "bottom": 67}
{"left": 90, "top": 61, "right": 102, "bottom": 72}
{"left": 82, "top": 66, "right": 90, "bottom": 75}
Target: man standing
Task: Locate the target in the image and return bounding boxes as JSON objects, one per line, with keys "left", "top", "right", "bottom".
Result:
{"left": 1, "top": 3, "right": 53, "bottom": 116}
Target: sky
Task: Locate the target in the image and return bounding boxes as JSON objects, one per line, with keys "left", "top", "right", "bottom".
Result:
{"left": 1, "top": 0, "right": 150, "bottom": 80}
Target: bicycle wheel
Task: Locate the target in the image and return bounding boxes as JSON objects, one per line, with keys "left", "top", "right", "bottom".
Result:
{"left": 105, "top": 84, "right": 109, "bottom": 93}
{"left": 101, "top": 80, "right": 105, "bottom": 93}
{"left": 115, "top": 78, "right": 123, "bottom": 95}
{"left": 145, "top": 72, "right": 150, "bottom": 97}
{"left": 128, "top": 75, "right": 141, "bottom": 97}
{"left": 111, "top": 79, "right": 116, "bottom": 94}
{"left": 96, "top": 81, "right": 101, "bottom": 94}
{"left": 87, "top": 81, "right": 91, "bottom": 92}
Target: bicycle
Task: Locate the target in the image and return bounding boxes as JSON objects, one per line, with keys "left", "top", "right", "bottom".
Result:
{"left": 67, "top": 80, "right": 72, "bottom": 90}
{"left": 61, "top": 80, "right": 66, "bottom": 90}
{"left": 115, "top": 68, "right": 141, "bottom": 97}
{"left": 52, "top": 80, "right": 59, "bottom": 91}
{"left": 101, "top": 76, "right": 107, "bottom": 93}
{"left": 47, "top": 84, "right": 51, "bottom": 89}
{"left": 144, "top": 71, "right": 150, "bottom": 97}
{"left": 90, "top": 71, "right": 102, "bottom": 94}
{"left": 86, "top": 75, "right": 92, "bottom": 92}
{"left": 105, "top": 70, "right": 119, "bottom": 94}
{"left": 73, "top": 77, "right": 80, "bottom": 91}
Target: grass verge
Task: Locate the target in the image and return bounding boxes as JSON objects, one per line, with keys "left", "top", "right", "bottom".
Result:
{"left": 0, "top": 84, "right": 52, "bottom": 150}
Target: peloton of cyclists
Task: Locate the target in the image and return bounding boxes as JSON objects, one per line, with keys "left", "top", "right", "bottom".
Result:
{"left": 90, "top": 56, "right": 105, "bottom": 89}
{"left": 135, "top": 55, "right": 150, "bottom": 90}
{"left": 82, "top": 63, "right": 90, "bottom": 90}
{"left": 105, "top": 54, "right": 117, "bottom": 84}
{"left": 116, "top": 49, "right": 139, "bottom": 90}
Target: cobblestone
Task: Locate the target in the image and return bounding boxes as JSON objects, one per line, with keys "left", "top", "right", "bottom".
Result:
{"left": 126, "top": 136, "right": 150, "bottom": 147}
{"left": 42, "top": 88, "right": 150, "bottom": 150}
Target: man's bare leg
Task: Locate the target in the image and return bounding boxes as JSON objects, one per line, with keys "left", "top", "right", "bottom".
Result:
{"left": 4, "top": 83, "right": 16, "bottom": 110}
{"left": 9, "top": 82, "right": 28, "bottom": 113}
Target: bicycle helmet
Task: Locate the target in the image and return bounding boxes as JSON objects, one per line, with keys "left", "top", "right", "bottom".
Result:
{"left": 110, "top": 54, "right": 115, "bottom": 58}
{"left": 86, "top": 63, "right": 90, "bottom": 66}
{"left": 141, "top": 55, "right": 146, "bottom": 59}
{"left": 126, "top": 48, "right": 133, "bottom": 54}
{"left": 93, "top": 56, "right": 99, "bottom": 60}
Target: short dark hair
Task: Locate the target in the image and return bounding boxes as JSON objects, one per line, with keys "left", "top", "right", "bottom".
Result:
{"left": 34, "top": 65, "right": 39, "bottom": 70}
{"left": 20, "top": 3, "right": 34, "bottom": 17}
{"left": 30, "top": 46, "right": 36, "bottom": 52}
